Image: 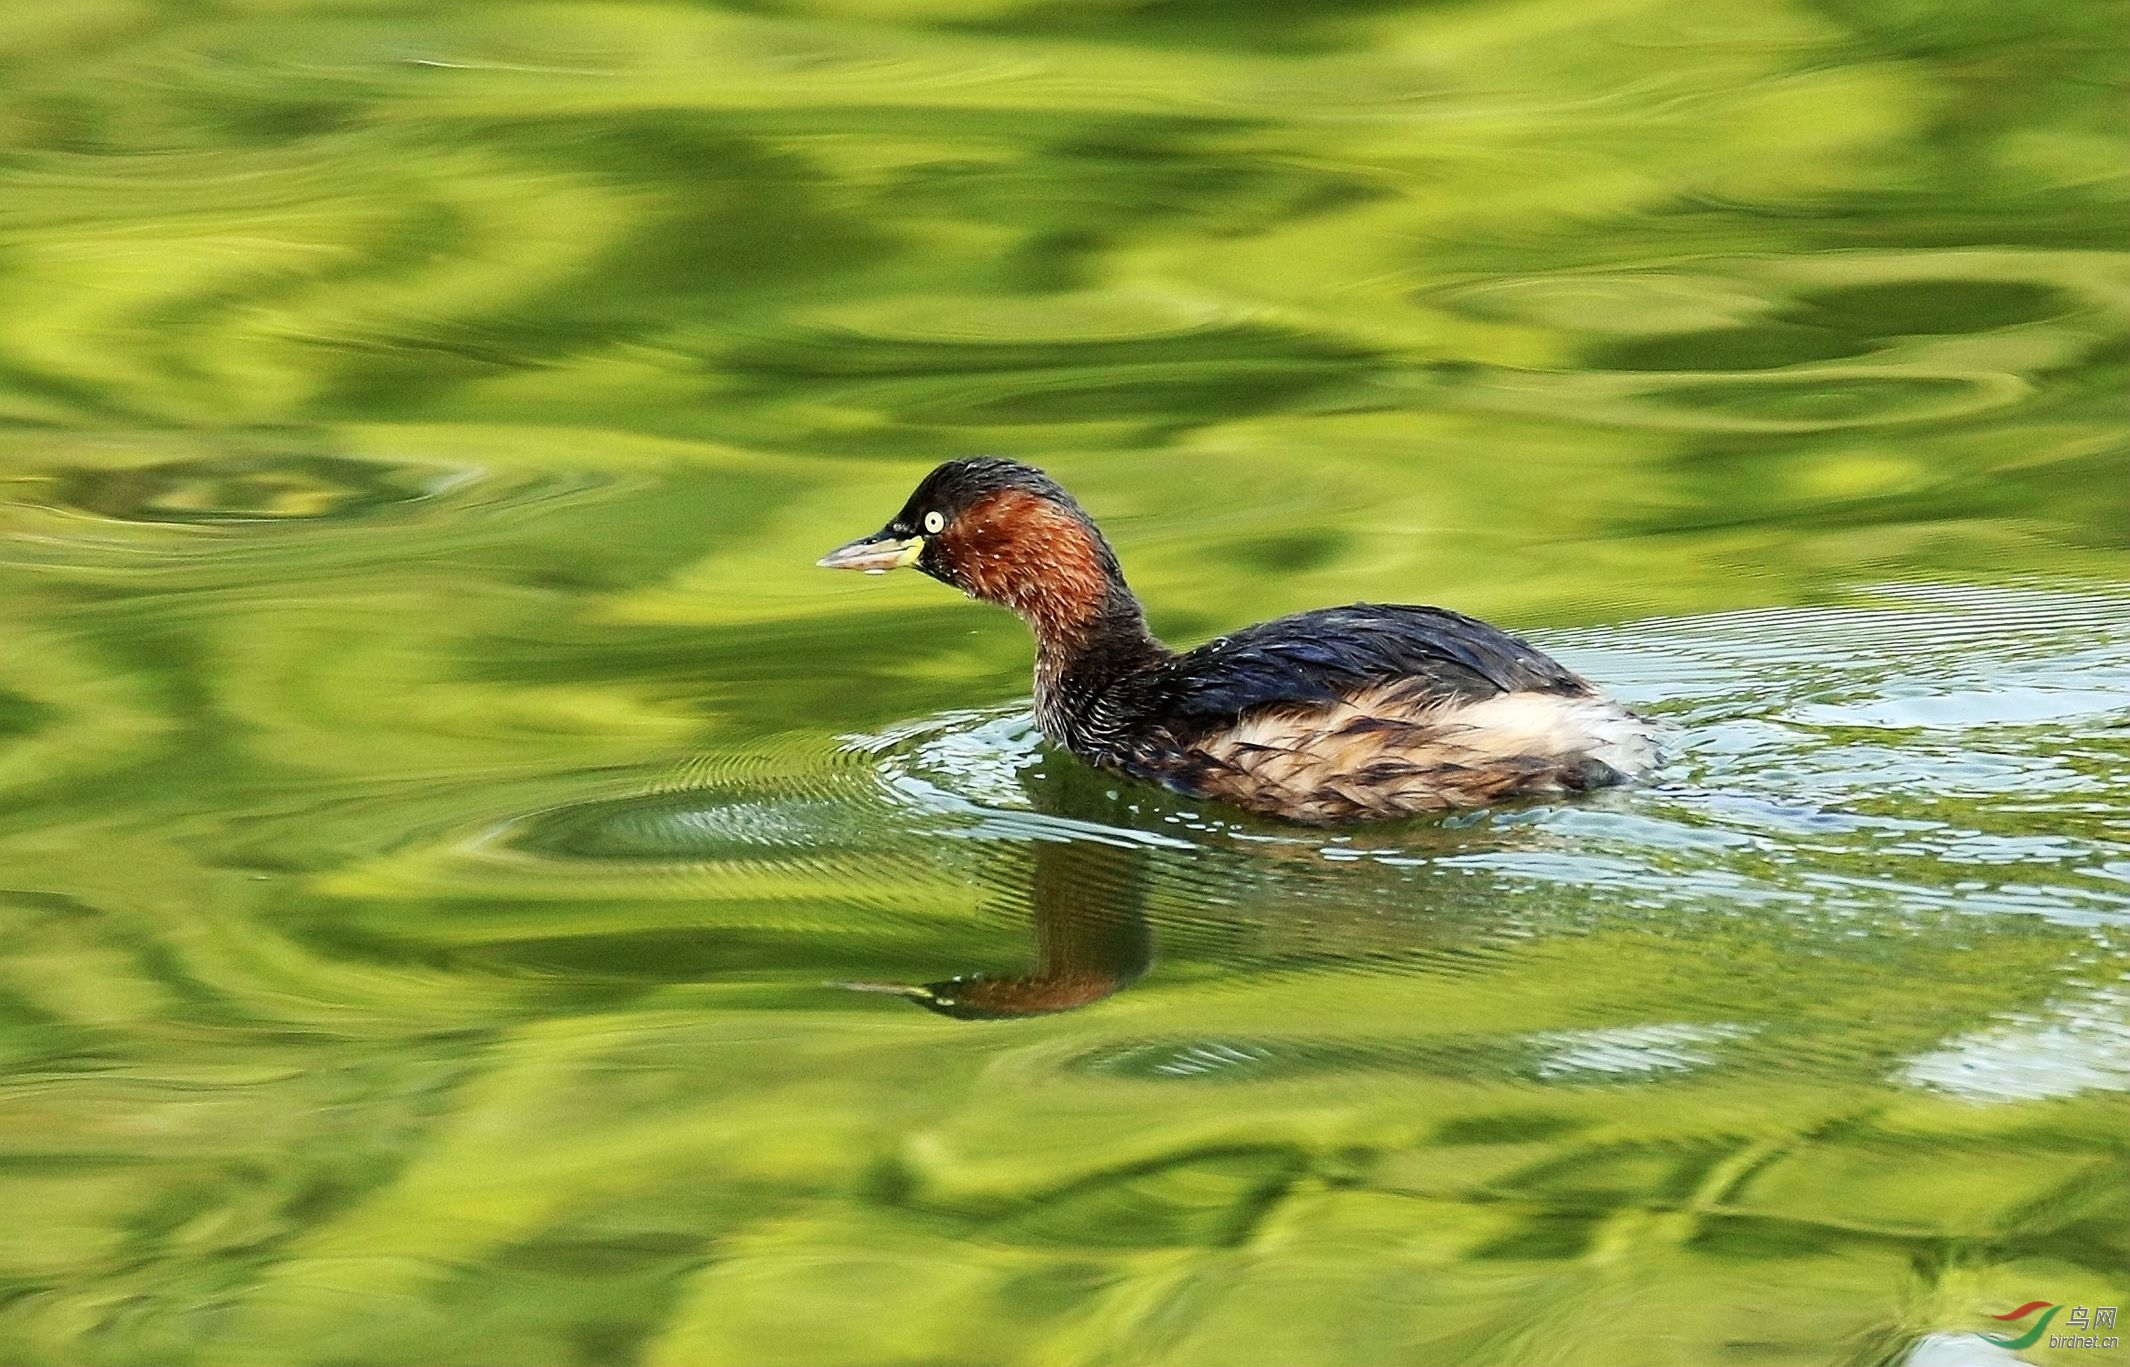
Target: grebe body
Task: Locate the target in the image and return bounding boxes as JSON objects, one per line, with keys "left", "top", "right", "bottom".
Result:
{"left": 821, "top": 459, "right": 1656, "bottom": 825}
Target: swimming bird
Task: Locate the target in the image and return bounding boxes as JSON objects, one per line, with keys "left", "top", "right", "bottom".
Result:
{"left": 819, "top": 458, "right": 1656, "bottom": 824}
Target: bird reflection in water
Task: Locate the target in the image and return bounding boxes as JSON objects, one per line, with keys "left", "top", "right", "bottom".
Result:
{"left": 840, "top": 836, "right": 1152, "bottom": 1020}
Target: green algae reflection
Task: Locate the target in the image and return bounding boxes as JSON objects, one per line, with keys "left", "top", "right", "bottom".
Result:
{"left": 0, "top": 0, "right": 2126, "bottom": 1364}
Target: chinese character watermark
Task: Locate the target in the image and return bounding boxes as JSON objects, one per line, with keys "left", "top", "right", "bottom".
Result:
{"left": 1984, "top": 1302, "right": 2122, "bottom": 1352}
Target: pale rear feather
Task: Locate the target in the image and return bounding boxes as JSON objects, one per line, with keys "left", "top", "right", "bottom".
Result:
{"left": 1177, "top": 685, "right": 1658, "bottom": 824}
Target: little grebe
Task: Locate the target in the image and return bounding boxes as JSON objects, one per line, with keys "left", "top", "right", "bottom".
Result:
{"left": 820, "top": 458, "right": 1656, "bottom": 824}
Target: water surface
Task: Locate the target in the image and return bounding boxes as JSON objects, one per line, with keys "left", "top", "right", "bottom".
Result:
{"left": 1, "top": 0, "right": 2126, "bottom": 1364}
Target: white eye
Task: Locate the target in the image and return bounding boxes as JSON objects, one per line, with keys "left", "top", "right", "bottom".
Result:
{"left": 923, "top": 511, "right": 945, "bottom": 534}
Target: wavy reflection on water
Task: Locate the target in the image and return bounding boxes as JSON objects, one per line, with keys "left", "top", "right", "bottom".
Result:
{"left": 0, "top": 0, "right": 2125, "bottom": 1358}
{"left": 457, "top": 583, "right": 2130, "bottom": 1066}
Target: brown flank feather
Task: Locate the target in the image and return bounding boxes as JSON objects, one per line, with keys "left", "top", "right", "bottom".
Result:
{"left": 1173, "top": 685, "right": 1635, "bottom": 824}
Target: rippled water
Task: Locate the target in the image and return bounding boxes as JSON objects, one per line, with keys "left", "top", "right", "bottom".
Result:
{"left": 2, "top": 1, "right": 2127, "bottom": 1364}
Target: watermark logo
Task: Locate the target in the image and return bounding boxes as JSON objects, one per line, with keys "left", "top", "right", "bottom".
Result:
{"left": 1984, "top": 1303, "right": 2058, "bottom": 1349}
{"left": 1984, "top": 1301, "right": 2119, "bottom": 1352}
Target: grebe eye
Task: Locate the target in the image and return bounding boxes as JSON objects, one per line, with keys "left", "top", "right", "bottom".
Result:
{"left": 923, "top": 511, "right": 945, "bottom": 534}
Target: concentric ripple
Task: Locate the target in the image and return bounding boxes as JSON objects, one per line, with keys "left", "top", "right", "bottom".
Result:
{"left": 0, "top": 0, "right": 2123, "bottom": 1359}
{"left": 347, "top": 580, "right": 2130, "bottom": 1133}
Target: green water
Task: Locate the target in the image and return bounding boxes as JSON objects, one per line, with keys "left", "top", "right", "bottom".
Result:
{"left": 2, "top": 1, "right": 2128, "bottom": 1364}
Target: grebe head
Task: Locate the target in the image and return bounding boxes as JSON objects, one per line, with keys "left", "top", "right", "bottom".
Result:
{"left": 818, "top": 457, "right": 1130, "bottom": 636}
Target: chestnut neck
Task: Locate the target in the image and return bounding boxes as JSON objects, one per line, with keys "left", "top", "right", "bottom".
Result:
{"left": 1020, "top": 578, "right": 1167, "bottom": 756}
{"left": 948, "top": 495, "right": 1167, "bottom": 746}
{"left": 1027, "top": 577, "right": 1164, "bottom": 672}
